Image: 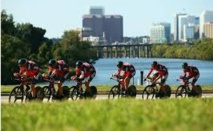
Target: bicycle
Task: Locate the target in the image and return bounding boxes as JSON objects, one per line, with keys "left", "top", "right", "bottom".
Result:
{"left": 175, "top": 78, "right": 202, "bottom": 98}
{"left": 108, "top": 76, "right": 137, "bottom": 99}
{"left": 9, "top": 77, "right": 42, "bottom": 103}
{"left": 40, "top": 77, "right": 70, "bottom": 101}
{"left": 69, "top": 80, "right": 97, "bottom": 100}
{"left": 142, "top": 77, "right": 171, "bottom": 99}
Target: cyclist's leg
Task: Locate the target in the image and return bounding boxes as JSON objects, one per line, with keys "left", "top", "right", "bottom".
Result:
{"left": 191, "top": 74, "right": 199, "bottom": 92}
{"left": 85, "top": 71, "right": 96, "bottom": 93}
{"left": 58, "top": 82, "right": 63, "bottom": 95}
{"left": 30, "top": 84, "right": 36, "bottom": 97}
{"left": 160, "top": 73, "right": 168, "bottom": 92}
{"left": 30, "top": 77, "right": 37, "bottom": 98}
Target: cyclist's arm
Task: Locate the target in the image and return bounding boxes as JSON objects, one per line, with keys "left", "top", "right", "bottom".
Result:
{"left": 145, "top": 68, "right": 154, "bottom": 79}
{"left": 153, "top": 74, "right": 161, "bottom": 83}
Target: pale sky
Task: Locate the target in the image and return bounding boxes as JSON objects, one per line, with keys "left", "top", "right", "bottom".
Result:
{"left": 2, "top": 0, "right": 213, "bottom": 38}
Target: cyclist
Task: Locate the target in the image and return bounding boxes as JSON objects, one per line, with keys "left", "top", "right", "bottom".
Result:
{"left": 144, "top": 61, "right": 168, "bottom": 96}
{"left": 13, "top": 58, "right": 40, "bottom": 99}
{"left": 71, "top": 61, "right": 96, "bottom": 95}
{"left": 181, "top": 62, "right": 200, "bottom": 93}
{"left": 113, "top": 61, "right": 136, "bottom": 94}
{"left": 43, "top": 59, "right": 70, "bottom": 99}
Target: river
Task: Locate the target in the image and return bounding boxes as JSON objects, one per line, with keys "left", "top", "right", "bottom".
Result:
{"left": 64, "top": 58, "right": 213, "bottom": 86}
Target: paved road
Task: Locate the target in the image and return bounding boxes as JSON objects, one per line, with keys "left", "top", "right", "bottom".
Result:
{"left": 1, "top": 93, "right": 213, "bottom": 103}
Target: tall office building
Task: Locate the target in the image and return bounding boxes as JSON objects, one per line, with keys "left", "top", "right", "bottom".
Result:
{"left": 174, "top": 14, "right": 199, "bottom": 42}
{"left": 90, "top": 6, "right": 104, "bottom": 15}
{"left": 183, "top": 24, "right": 195, "bottom": 42}
{"left": 82, "top": 7, "right": 123, "bottom": 44}
{"left": 203, "top": 22, "right": 213, "bottom": 38}
{"left": 150, "top": 23, "right": 171, "bottom": 44}
{"left": 104, "top": 15, "right": 123, "bottom": 43}
{"left": 200, "top": 10, "right": 213, "bottom": 39}
{"left": 174, "top": 14, "right": 187, "bottom": 41}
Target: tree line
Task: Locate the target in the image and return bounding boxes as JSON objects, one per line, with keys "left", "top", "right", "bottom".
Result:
{"left": 151, "top": 39, "right": 213, "bottom": 60}
{"left": 1, "top": 10, "right": 98, "bottom": 84}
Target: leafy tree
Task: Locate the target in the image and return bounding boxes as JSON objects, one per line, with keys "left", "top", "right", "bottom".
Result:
{"left": 15, "top": 23, "right": 46, "bottom": 54}
{"left": 1, "top": 35, "right": 30, "bottom": 84}
{"left": 1, "top": 10, "right": 16, "bottom": 35}
{"left": 53, "top": 30, "right": 98, "bottom": 67}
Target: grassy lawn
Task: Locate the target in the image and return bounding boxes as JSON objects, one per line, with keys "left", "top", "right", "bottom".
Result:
{"left": 2, "top": 98, "right": 213, "bottom": 131}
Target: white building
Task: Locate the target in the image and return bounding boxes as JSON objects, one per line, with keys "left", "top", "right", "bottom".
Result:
{"left": 200, "top": 10, "right": 213, "bottom": 39}
{"left": 178, "top": 15, "right": 199, "bottom": 41}
{"left": 150, "top": 23, "right": 171, "bottom": 44}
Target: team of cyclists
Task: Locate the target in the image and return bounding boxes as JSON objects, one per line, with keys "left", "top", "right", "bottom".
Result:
{"left": 14, "top": 58, "right": 200, "bottom": 99}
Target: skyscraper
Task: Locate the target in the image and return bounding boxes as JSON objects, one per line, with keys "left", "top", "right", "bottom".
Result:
{"left": 90, "top": 6, "right": 104, "bottom": 15}
{"left": 203, "top": 22, "right": 213, "bottom": 38}
{"left": 199, "top": 10, "right": 213, "bottom": 39}
{"left": 150, "top": 23, "right": 171, "bottom": 44}
{"left": 174, "top": 14, "right": 199, "bottom": 42}
{"left": 174, "top": 14, "right": 187, "bottom": 41}
{"left": 82, "top": 7, "right": 123, "bottom": 44}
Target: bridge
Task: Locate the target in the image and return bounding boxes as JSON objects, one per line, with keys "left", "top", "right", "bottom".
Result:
{"left": 90, "top": 43, "right": 153, "bottom": 58}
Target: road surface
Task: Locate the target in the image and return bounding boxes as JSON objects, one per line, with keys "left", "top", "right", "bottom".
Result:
{"left": 1, "top": 93, "right": 213, "bottom": 103}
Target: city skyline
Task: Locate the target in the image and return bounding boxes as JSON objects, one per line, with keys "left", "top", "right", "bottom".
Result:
{"left": 2, "top": 0, "right": 213, "bottom": 38}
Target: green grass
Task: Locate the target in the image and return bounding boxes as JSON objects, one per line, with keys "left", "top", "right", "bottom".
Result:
{"left": 1, "top": 84, "right": 213, "bottom": 93}
{"left": 2, "top": 98, "right": 213, "bottom": 131}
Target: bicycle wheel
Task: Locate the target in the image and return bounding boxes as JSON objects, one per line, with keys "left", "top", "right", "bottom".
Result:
{"left": 191, "top": 85, "right": 202, "bottom": 97}
{"left": 142, "top": 85, "right": 155, "bottom": 99}
{"left": 35, "top": 86, "right": 43, "bottom": 101}
{"left": 70, "top": 86, "right": 81, "bottom": 100}
{"left": 62, "top": 86, "right": 70, "bottom": 99}
{"left": 41, "top": 86, "right": 51, "bottom": 101}
{"left": 127, "top": 85, "right": 137, "bottom": 98}
{"left": 175, "top": 85, "right": 187, "bottom": 98}
{"left": 9, "top": 86, "right": 24, "bottom": 103}
{"left": 164, "top": 85, "right": 171, "bottom": 97}
{"left": 108, "top": 85, "right": 120, "bottom": 99}
{"left": 90, "top": 86, "right": 97, "bottom": 99}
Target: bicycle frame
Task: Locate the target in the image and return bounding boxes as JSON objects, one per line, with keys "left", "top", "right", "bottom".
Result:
{"left": 70, "top": 80, "right": 86, "bottom": 100}
{"left": 142, "top": 77, "right": 171, "bottom": 99}
{"left": 42, "top": 78, "right": 58, "bottom": 101}
{"left": 108, "top": 77, "right": 129, "bottom": 99}
{"left": 9, "top": 78, "right": 32, "bottom": 103}
{"left": 175, "top": 79, "right": 192, "bottom": 98}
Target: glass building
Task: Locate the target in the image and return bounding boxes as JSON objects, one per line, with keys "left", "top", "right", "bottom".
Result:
{"left": 150, "top": 23, "right": 171, "bottom": 44}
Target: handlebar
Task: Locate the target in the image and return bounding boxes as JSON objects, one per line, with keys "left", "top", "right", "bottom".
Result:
{"left": 177, "top": 78, "right": 191, "bottom": 84}
{"left": 42, "top": 77, "right": 59, "bottom": 84}
{"left": 70, "top": 79, "right": 86, "bottom": 84}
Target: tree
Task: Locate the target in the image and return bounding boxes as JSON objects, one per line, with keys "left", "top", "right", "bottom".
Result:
{"left": 1, "top": 10, "right": 16, "bottom": 35}
{"left": 1, "top": 35, "right": 30, "bottom": 84}
{"left": 53, "top": 30, "right": 98, "bottom": 67}
{"left": 15, "top": 23, "right": 46, "bottom": 54}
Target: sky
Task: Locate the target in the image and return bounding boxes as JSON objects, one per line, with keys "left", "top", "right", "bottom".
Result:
{"left": 1, "top": 0, "right": 213, "bottom": 38}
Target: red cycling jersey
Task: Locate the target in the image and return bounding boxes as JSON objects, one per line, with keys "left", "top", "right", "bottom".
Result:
{"left": 19, "top": 60, "right": 39, "bottom": 78}
{"left": 146, "top": 63, "right": 168, "bottom": 77}
{"left": 118, "top": 62, "right": 136, "bottom": 78}
{"left": 75, "top": 62, "right": 96, "bottom": 78}
{"left": 48, "top": 60, "right": 69, "bottom": 77}
{"left": 183, "top": 66, "right": 199, "bottom": 77}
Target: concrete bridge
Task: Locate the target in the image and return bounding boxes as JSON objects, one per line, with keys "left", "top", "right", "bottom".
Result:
{"left": 90, "top": 43, "right": 153, "bottom": 58}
